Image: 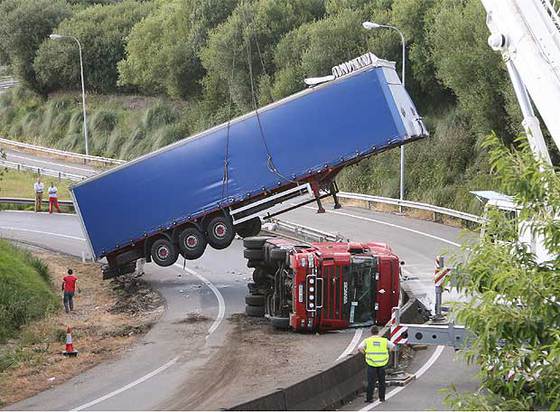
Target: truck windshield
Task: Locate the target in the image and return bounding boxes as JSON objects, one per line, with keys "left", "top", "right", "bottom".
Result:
{"left": 349, "top": 256, "right": 376, "bottom": 325}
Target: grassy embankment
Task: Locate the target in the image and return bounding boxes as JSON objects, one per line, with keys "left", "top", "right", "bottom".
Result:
{"left": 0, "top": 169, "right": 72, "bottom": 200}
{"left": 0, "top": 240, "right": 58, "bottom": 343}
{"left": 0, "top": 241, "right": 162, "bottom": 407}
{"left": 0, "top": 87, "right": 495, "bottom": 215}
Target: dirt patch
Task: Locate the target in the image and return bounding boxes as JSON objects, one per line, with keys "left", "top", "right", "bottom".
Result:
{"left": 173, "top": 313, "right": 212, "bottom": 324}
{"left": 160, "top": 313, "right": 328, "bottom": 411}
{"left": 0, "top": 250, "right": 163, "bottom": 407}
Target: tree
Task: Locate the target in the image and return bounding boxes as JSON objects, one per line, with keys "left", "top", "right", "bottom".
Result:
{"left": 199, "top": 0, "right": 325, "bottom": 114}
{"left": 426, "top": 0, "right": 520, "bottom": 139}
{"left": 118, "top": 0, "right": 238, "bottom": 99}
{"left": 0, "top": 0, "right": 72, "bottom": 93}
{"left": 447, "top": 134, "right": 560, "bottom": 410}
{"left": 34, "top": 0, "right": 153, "bottom": 94}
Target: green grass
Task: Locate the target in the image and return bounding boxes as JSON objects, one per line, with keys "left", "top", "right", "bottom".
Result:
{"left": 0, "top": 240, "right": 58, "bottom": 343}
{"left": 0, "top": 88, "right": 189, "bottom": 160}
{"left": 0, "top": 169, "right": 72, "bottom": 200}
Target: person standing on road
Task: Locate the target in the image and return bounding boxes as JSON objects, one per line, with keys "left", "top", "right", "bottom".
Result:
{"left": 358, "top": 326, "right": 395, "bottom": 403}
{"left": 48, "top": 182, "right": 61, "bottom": 214}
{"left": 33, "top": 177, "right": 44, "bottom": 212}
{"left": 62, "top": 269, "right": 79, "bottom": 313}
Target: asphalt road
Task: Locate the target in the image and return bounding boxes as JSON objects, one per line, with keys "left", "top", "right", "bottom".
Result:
{"left": 0, "top": 147, "right": 479, "bottom": 410}
{"left": 0, "top": 211, "right": 363, "bottom": 410}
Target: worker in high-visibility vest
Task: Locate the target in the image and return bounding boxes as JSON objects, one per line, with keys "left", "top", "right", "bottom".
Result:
{"left": 358, "top": 326, "right": 395, "bottom": 403}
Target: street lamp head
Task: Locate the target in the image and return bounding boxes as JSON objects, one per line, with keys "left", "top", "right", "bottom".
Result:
{"left": 49, "top": 33, "right": 64, "bottom": 40}
{"left": 362, "top": 21, "right": 381, "bottom": 30}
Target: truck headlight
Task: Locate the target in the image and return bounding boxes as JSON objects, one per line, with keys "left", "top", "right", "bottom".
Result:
{"left": 309, "top": 295, "right": 315, "bottom": 301}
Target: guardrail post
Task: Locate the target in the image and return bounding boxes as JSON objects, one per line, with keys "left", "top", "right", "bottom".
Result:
{"left": 434, "top": 256, "right": 444, "bottom": 321}
{"left": 17, "top": 163, "right": 20, "bottom": 172}
{"left": 58, "top": 172, "right": 61, "bottom": 181}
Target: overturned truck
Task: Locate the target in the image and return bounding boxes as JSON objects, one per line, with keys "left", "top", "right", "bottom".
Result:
{"left": 242, "top": 237, "right": 401, "bottom": 332}
{"left": 71, "top": 53, "right": 427, "bottom": 278}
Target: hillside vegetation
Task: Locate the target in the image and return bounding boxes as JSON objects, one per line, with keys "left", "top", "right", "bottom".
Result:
{"left": 0, "top": 240, "right": 58, "bottom": 342}
{"left": 0, "top": 0, "right": 556, "bottom": 214}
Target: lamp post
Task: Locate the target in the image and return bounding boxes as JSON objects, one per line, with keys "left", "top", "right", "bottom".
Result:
{"left": 49, "top": 33, "right": 89, "bottom": 157}
{"left": 363, "top": 21, "right": 406, "bottom": 210}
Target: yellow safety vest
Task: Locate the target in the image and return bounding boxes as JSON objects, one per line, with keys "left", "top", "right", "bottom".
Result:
{"left": 364, "top": 336, "right": 389, "bottom": 367}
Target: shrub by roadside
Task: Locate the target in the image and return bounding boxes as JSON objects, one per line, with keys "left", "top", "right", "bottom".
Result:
{"left": 0, "top": 240, "right": 58, "bottom": 342}
{"left": 0, "top": 246, "right": 163, "bottom": 407}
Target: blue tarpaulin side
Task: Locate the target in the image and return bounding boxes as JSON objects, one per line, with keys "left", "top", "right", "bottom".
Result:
{"left": 72, "top": 66, "right": 419, "bottom": 258}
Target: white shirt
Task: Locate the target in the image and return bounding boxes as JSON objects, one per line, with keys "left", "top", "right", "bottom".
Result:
{"left": 48, "top": 186, "right": 58, "bottom": 199}
{"left": 34, "top": 182, "right": 44, "bottom": 193}
{"left": 358, "top": 336, "right": 395, "bottom": 352}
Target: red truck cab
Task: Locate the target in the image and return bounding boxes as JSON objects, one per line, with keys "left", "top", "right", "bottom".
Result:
{"left": 243, "top": 237, "right": 401, "bottom": 332}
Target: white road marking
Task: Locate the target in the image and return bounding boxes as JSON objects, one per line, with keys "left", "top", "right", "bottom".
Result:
{"left": 0, "top": 226, "right": 85, "bottom": 241}
{"left": 174, "top": 263, "right": 226, "bottom": 338}
{"left": 359, "top": 345, "right": 446, "bottom": 411}
{"left": 71, "top": 357, "right": 179, "bottom": 411}
{"left": 7, "top": 152, "right": 93, "bottom": 174}
{"left": 336, "top": 328, "right": 364, "bottom": 362}
{"left": 302, "top": 206, "right": 461, "bottom": 247}
{"left": 1, "top": 223, "right": 227, "bottom": 410}
{"left": 2, "top": 210, "right": 76, "bottom": 217}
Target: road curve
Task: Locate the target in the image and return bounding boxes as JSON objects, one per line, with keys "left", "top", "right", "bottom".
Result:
{"left": 1, "top": 147, "right": 478, "bottom": 410}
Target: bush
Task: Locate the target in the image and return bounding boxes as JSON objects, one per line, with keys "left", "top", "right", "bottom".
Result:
{"left": 0, "top": 241, "right": 58, "bottom": 343}
{"left": 118, "top": 0, "right": 237, "bottom": 99}
{"left": 34, "top": 0, "right": 154, "bottom": 94}
{"left": 0, "top": 0, "right": 71, "bottom": 93}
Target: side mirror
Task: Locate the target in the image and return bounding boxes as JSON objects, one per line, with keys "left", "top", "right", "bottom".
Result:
{"left": 400, "top": 260, "right": 405, "bottom": 265}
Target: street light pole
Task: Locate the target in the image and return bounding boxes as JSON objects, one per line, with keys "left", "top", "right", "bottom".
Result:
{"left": 49, "top": 34, "right": 89, "bottom": 157}
{"left": 362, "top": 22, "right": 406, "bottom": 210}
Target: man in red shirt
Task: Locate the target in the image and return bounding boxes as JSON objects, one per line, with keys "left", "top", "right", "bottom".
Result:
{"left": 62, "top": 269, "right": 78, "bottom": 313}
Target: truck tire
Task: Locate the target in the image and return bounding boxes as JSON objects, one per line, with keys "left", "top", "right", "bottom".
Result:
{"left": 243, "top": 236, "right": 269, "bottom": 250}
{"left": 178, "top": 226, "right": 207, "bottom": 259}
{"left": 247, "top": 282, "right": 258, "bottom": 294}
{"left": 150, "top": 238, "right": 179, "bottom": 267}
{"left": 245, "top": 294, "right": 265, "bottom": 306}
{"left": 269, "top": 247, "right": 287, "bottom": 262}
{"left": 235, "top": 218, "right": 262, "bottom": 238}
{"left": 252, "top": 267, "right": 267, "bottom": 284}
{"left": 205, "top": 215, "right": 235, "bottom": 250}
{"left": 271, "top": 316, "right": 290, "bottom": 330}
{"left": 246, "top": 304, "right": 265, "bottom": 317}
{"left": 244, "top": 248, "right": 264, "bottom": 260}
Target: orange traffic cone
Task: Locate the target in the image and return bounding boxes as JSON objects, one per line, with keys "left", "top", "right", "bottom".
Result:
{"left": 63, "top": 326, "right": 78, "bottom": 357}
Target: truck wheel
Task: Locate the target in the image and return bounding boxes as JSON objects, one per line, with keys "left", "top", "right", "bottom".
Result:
{"left": 178, "top": 226, "right": 207, "bottom": 259}
{"left": 252, "top": 267, "right": 267, "bottom": 284}
{"left": 247, "top": 282, "right": 258, "bottom": 294}
{"left": 269, "top": 247, "right": 287, "bottom": 263}
{"left": 235, "top": 218, "right": 262, "bottom": 238}
{"left": 150, "top": 238, "right": 179, "bottom": 267}
{"left": 244, "top": 248, "right": 264, "bottom": 260}
{"left": 247, "top": 259, "right": 264, "bottom": 268}
{"left": 205, "top": 215, "right": 235, "bottom": 250}
{"left": 243, "top": 236, "right": 269, "bottom": 249}
{"left": 246, "top": 304, "right": 265, "bottom": 317}
{"left": 245, "top": 294, "right": 265, "bottom": 306}
{"left": 271, "top": 316, "right": 290, "bottom": 330}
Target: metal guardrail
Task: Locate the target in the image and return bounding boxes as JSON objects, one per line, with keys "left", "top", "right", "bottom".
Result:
{"left": 1, "top": 159, "right": 85, "bottom": 181}
{"left": 0, "top": 197, "right": 74, "bottom": 208}
{"left": 265, "top": 218, "right": 345, "bottom": 243}
{"left": 337, "top": 191, "right": 484, "bottom": 224}
{"left": 0, "top": 137, "right": 126, "bottom": 166}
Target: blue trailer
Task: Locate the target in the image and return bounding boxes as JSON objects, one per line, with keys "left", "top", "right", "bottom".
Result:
{"left": 72, "top": 53, "right": 428, "bottom": 278}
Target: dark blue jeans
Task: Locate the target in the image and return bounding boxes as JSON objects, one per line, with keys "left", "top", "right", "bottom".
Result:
{"left": 366, "top": 365, "right": 386, "bottom": 401}
{"left": 63, "top": 291, "right": 75, "bottom": 313}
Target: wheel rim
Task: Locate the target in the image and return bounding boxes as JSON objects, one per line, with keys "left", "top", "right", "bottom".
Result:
{"left": 157, "top": 245, "right": 170, "bottom": 260}
{"left": 213, "top": 223, "right": 227, "bottom": 239}
{"left": 185, "top": 234, "right": 198, "bottom": 249}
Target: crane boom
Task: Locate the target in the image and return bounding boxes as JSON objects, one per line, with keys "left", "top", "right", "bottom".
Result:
{"left": 482, "top": 0, "right": 560, "bottom": 162}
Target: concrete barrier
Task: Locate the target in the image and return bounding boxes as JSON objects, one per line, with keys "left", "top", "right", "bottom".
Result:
{"left": 228, "top": 353, "right": 366, "bottom": 411}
